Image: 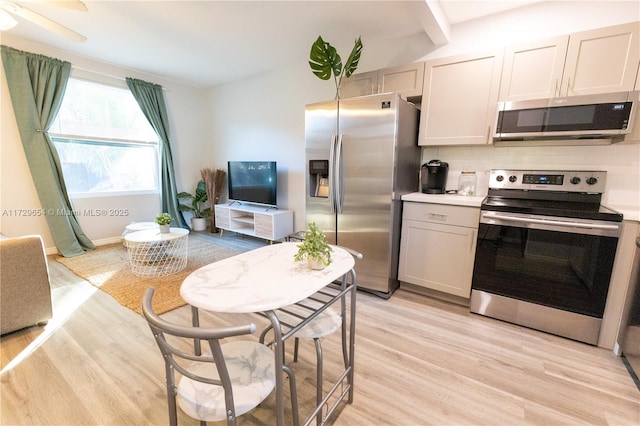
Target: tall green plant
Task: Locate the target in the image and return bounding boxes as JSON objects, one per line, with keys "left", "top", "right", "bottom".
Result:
{"left": 177, "top": 180, "right": 210, "bottom": 218}
{"left": 309, "top": 35, "right": 363, "bottom": 99}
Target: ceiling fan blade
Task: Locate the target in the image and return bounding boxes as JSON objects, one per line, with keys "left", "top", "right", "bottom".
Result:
{"left": 1, "top": 1, "right": 86, "bottom": 42}
{"left": 21, "top": 1, "right": 87, "bottom": 12}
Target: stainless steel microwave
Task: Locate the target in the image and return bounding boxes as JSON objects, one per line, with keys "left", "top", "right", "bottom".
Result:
{"left": 493, "top": 91, "right": 638, "bottom": 145}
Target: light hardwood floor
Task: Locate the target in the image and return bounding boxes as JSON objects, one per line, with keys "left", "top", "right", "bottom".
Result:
{"left": 1, "top": 231, "right": 639, "bottom": 425}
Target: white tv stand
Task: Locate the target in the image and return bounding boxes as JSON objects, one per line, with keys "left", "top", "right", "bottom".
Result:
{"left": 214, "top": 203, "right": 294, "bottom": 242}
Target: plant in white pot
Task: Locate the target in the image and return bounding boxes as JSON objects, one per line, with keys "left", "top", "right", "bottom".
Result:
{"left": 178, "top": 181, "right": 210, "bottom": 231}
{"left": 155, "top": 212, "right": 172, "bottom": 233}
{"left": 293, "top": 222, "right": 332, "bottom": 270}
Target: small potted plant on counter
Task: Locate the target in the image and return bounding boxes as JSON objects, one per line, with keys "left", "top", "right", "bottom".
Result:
{"left": 294, "top": 222, "right": 332, "bottom": 270}
{"left": 155, "top": 212, "right": 172, "bottom": 233}
{"left": 178, "top": 180, "right": 210, "bottom": 231}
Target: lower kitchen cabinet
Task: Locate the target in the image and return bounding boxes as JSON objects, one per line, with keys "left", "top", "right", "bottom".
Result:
{"left": 398, "top": 201, "right": 480, "bottom": 298}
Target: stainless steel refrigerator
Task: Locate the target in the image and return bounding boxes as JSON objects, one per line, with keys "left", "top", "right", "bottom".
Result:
{"left": 305, "top": 93, "right": 419, "bottom": 296}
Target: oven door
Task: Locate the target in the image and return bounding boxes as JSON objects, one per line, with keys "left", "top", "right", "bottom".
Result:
{"left": 470, "top": 210, "right": 621, "bottom": 344}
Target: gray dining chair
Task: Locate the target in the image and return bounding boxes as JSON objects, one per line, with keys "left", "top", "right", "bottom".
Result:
{"left": 142, "top": 287, "right": 277, "bottom": 426}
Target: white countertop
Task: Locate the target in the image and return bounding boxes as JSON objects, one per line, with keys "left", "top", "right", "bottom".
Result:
{"left": 402, "top": 192, "right": 485, "bottom": 207}
{"left": 402, "top": 193, "right": 640, "bottom": 222}
{"left": 603, "top": 203, "right": 640, "bottom": 222}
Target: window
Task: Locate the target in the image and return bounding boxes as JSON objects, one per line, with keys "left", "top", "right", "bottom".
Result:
{"left": 50, "top": 78, "right": 159, "bottom": 196}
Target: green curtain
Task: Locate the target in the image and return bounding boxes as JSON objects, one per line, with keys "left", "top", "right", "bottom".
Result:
{"left": 125, "top": 77, "right": 187, "bottom": 229}
{"left": 1, "top": 45, "right": 94, "bottom": 257}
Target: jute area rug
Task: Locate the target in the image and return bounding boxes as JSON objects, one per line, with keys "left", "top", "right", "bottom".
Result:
{"left": 54, "top": 237, "right": 240, "bottom": 315}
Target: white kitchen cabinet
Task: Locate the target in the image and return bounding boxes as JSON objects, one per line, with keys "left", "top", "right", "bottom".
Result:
{"left": 341, "top": 71, "right": 378, "bottom": 98}
{"left": 341, "top": 62, "right": 425, "bottom": 99}
{"left": 499, "top": 35, "right": 569, "bottom": 101}
{"left": 500, "top": 22, "right": 640, "bottom": 101}
{"left": 214, "top": 203, "right": 293, "bottom": 242}
{"left": 418, "top": 49, "right": 503, "bottom": 146}
{"left": 398, "top": 202, "right": 480, "bottom": 298}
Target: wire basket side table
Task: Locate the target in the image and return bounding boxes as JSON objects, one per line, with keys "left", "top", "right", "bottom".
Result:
{"left": 124, "top": 228, "right": 189, "bottom": 278}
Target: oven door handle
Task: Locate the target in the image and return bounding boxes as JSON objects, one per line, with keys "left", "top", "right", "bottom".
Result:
{"left": 483, "top": 212, "right": 620, "bottom": 231}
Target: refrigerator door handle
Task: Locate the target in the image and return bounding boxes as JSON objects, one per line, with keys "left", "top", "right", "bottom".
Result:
{"left": 335, "top": 133, "right": 344, "bottom": 213}
{"left": 329, "top": 134, "right": 337, "bottom": 213}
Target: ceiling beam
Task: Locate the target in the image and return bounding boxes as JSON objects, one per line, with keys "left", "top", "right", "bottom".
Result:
{"left": 414, "top": 0, "right": 451, "bottom": 46}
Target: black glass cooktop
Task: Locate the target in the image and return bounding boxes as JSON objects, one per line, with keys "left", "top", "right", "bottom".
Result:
{"left": 482, "top": 196, "right": 623, "bottom": 222}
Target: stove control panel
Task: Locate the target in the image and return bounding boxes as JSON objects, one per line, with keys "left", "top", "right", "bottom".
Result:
{"left": 489, "top": 170, "right": 607, "bottom": 193}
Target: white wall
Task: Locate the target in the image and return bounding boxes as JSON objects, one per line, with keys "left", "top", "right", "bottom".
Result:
{"left": 0, "top": 35, "right": 209, "bottom": 251}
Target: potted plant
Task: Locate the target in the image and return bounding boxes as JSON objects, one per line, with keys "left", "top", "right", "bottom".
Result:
{"left": 178, "top": 180, "right": 210, "bottom": 231}
{"left": 155, "top": 212, "right": 172, "bottom": 233}
{"left": 293, "top": 222, "right": 332, "bottom": 270}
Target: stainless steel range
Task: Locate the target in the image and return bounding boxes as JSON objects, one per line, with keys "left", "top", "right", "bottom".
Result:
{"left": 470, "top": 169, "right": 623, "bottom": 345}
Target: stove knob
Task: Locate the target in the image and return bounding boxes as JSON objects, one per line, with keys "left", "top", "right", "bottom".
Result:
{"left": 509, "top": 175, "right": 517, "bottom": 183}
{"left": 495, "top": 175, "right": 504, "bottom": 182}
{"left": 586, "top": 177, "right": 598, "bottom": 185}
{"left": 570, "top": 177, "right": 581, "bottom": 185}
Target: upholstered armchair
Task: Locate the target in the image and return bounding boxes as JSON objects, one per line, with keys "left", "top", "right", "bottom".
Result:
{"left": 0, "top": 235, "right": 53, "bottom": 335}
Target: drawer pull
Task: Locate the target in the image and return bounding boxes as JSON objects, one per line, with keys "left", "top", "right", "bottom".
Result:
{"left": 428, "top": 212, "right": 447, "bottom": 221}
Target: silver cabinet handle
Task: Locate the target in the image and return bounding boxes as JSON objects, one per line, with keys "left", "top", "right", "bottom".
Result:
{"left": 428, "top": 212, "right": 447, "bottom": 221}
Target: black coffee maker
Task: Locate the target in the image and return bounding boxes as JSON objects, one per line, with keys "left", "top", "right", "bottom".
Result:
{"left": 421, "top": 160, "right": 449, "bottom": 194}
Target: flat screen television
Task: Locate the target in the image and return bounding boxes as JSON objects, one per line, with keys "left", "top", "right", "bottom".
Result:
{"left": 227, "top": 161, "right": 277, "bottom": 207}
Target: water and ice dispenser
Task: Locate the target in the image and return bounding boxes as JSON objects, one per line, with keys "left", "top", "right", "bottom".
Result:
{"left": 309, "top": 160, "right": 329, "bottom": 198}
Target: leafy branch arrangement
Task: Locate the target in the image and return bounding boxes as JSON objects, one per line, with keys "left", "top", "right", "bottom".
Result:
{"left": 309, "top": 35, "right": 363, "bottom": 99}
{"left": 293, "top": 222, "right": 333, "bottom": 267}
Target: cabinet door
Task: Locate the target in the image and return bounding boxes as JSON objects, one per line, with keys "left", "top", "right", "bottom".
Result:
{"left": 254, "top": 213, "right": 273, "bottom": 240}
{"left": 419, "top": 49, "right": 503, "bottom": 146}
{"left": 499, "top": 35, "right": 569, "bottom": 101}
{"left": 214, "top": 205, "right": 230, "bottom": 230}
{"left": 398, "top": 219, "right": 477, "bottom": 298}
{"left": 378, "top": 62, "right": 425, "bottom": 98}
{"left": 341, "top": 71, "right": 378, "bottom": 98}
{"left": 563, "top": 22, "right": 640, "bottom": 96}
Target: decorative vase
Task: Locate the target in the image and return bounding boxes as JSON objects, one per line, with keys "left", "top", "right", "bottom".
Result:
{"left": 159, "top": 224, "right": 170, "bottom": 233}
{"left": 191, "top": 217, "right": 207, "bottom": 231}
{"left": 308, "top": 259, "right": 325, "bottom": 270}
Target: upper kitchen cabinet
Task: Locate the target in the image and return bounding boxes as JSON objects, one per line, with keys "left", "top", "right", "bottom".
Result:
{"left": 419, "top": 49, "right": 503, "bottom": 146}
{"left": 341, "top": 62, "right": 425, "bottom": 99}
{"left": 565, "top": 22, "right": 639, "bottom": 96}
{"left": 499, "top": 35, "right": 569, "bottom": 101}
{"left": 341, "top": 71, "right": 378, "bottom": 98}
{"left": 500, "top": 22, "right": 640, "bottom": 101}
